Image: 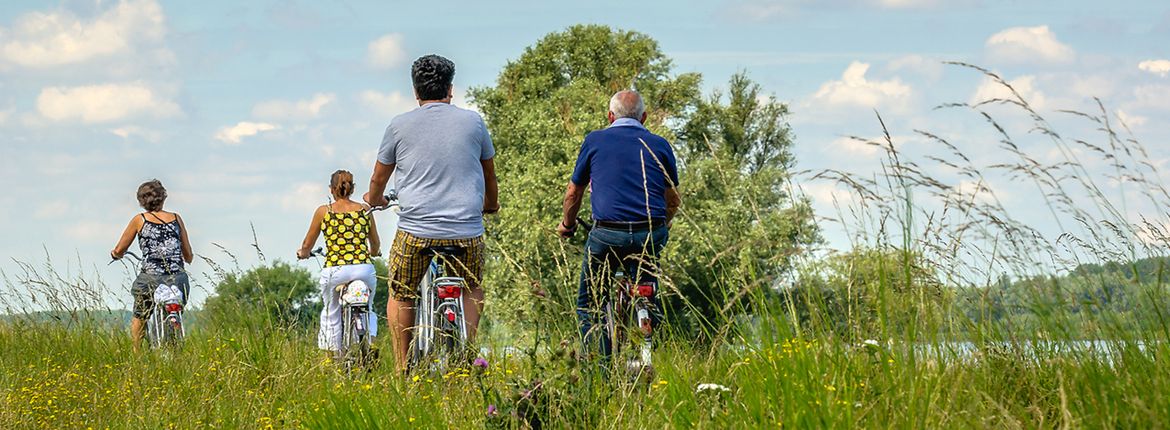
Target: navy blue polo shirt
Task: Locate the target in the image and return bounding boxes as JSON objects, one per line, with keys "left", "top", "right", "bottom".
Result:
{"left": 570, "top": 118, "right": 680, "bottom": 222}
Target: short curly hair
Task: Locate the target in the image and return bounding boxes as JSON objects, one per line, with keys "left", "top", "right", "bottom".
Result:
{"left": 411, "top": 54, "right": 455, "bottom": 101}
{"left": 137, "top": 180, "right": 167, "bottom": 212}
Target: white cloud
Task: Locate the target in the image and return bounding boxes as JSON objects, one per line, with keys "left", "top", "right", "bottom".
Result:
{"left": 281, "top": 182, "right": 329, "bottom": 213}
{"left": 359, "top": 90, "right": 417, "bottom": 118}
{"left": 34, "top": 200, "right": 69, "bottom": 219}
{"left": 0, "top": 0, "right": 168, "bottom": 68}
{"left": 872, "top": 0, "right": 938, "bottom": 8}
{"left": 1116, "top": 109, "right": 1147, "bottom": 128}
{"left": 36, "top": 83, "right": 181, "bottom": 123}
{"left": 985, "top": 25, "right": 1075, "bottom": 64}
{"left": 886, "top": 54, "right": 944, "bottom": 81}
{"left": 1129, "top": 84, "right": 1170, "bottom": 111}
{"left": 0, "top": 108, "right": 11, "bottom": 125}
{"left": 252, "top": 93, "right": 336, "bottom": 120}
{"left": 63, "top": 220, "right": 122, "bottom": 242}
{"left": 1139, "top": 59, "right": 1170, "bottom": 77}
{"left": 215, "top": 121, "right": 279, "bottom": 144}
{"left": 970, "top": 75, "right": 1047, "bottom": 109}
{"left": 366, "top": 33, "right": 406, "bottom": 69}
{"left": 110, "top": 126, "right": 161, "bottom": 142}
{"left": 812, "top": 61, "right": 912, "bottom": 111}
{"left": 831, "top": 136, "right": 881, "bottom": 156}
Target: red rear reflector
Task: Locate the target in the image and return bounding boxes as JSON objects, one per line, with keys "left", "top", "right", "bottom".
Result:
{"left": 164, "top": 303, "right": 183, "bottom": 313}
{"left": 635, "top": 283, "right": 655, "bottom": 298}
{"left": 437, "top": 284, "right": 462, "bottom": 299}
{"left": 445, "top": 309, "right": 457, "bottom": 322}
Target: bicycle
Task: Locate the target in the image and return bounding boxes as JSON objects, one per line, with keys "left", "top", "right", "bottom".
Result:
{"left": 575, "top": 217, "right": 659, "bottom": 381}
{"left": 406, "top": 244, "right": 472, "bottom": 374}
{"left": 305, "top": 195, "right": 397, "bottom": 374}
{"left": 110, "top": 251, "right": 187, "bottom": 350}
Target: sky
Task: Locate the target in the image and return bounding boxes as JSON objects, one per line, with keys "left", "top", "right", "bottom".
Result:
{"left": 1, "top": 0, "right": 1168, "bottom": 309}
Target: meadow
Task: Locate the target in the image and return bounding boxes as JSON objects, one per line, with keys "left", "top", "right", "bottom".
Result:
{"left": 3, "top": 63, "right": 1170, "bottom": 429}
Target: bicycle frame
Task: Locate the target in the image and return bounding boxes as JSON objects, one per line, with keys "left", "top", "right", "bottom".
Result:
{"left": 577, "top": 218, "right": 659, "bottom": 376}
{"left": 410, "top": 254, "right": 469, "bottom": 373}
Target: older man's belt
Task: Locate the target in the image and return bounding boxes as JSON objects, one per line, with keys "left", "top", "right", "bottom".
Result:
{"left": 595, "top": 219, "right": 667, "bottom": 231}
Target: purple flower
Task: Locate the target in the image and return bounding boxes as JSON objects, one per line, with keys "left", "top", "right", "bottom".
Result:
{"left": 473, "top": 357, "right": 489, "bottom": 369}
{"left": 487, "top": 404, "right": 498, "bottom": 417}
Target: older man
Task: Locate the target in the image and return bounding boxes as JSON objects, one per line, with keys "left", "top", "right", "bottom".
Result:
{"left": 557, "top": 90, "right": 681, "bottom": 357}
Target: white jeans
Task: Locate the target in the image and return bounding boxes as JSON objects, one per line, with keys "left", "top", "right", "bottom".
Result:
{"left": 318, "top": 263, "right": 378, "bottom": 351}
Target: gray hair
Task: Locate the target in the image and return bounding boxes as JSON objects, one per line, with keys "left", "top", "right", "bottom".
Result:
{"left": 608, "top": 90, "right": 645, "bottom": 120}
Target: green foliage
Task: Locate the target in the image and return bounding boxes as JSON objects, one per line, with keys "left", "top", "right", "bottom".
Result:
{"left": 203, "top": 261, "right": 318, "bottom": 329}
{"left": 785, "top": 247, "right": 942, "bottom": 339}
{"left": 470, "top": 24, "right": 818, "bottom": 340}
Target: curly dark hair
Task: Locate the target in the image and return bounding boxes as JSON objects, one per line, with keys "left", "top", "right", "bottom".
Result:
{"left": 411, "top": 54, "right": 455, "bottom": 101}
{"left": 137, "top": 180, "right": 167, "bottom": 212}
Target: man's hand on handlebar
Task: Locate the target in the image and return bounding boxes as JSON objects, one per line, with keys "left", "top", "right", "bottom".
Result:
{"left": 557, "top": 219, "right": 577, "bottom": 239}
{"left": 296, "top": 248, "right": 311, "bottom": 260}
{"left": 364, "top": 192, "right": 389, "bottom": 209}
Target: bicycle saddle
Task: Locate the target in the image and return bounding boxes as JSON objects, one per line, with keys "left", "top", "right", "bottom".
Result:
{"left": 420, "top": 246, "right": 466, "bottom": 257}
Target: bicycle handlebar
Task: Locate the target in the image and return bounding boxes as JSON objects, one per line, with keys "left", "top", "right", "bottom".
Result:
{"left": 367, "top": 192, "right": 399, "bottom": 214}
{"left": 109, "top": 251, "right": 141, "bottom": 265}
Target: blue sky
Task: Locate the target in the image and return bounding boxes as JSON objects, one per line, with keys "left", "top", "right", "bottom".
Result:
{"left": 1, "top": 0, "right": 1168, "bottom": 308}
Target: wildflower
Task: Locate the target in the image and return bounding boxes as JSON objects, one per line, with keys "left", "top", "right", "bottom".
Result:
{"left": 863, "top": 339, "right": 880, "bottom": 348}
{"left": 473, "top": 357, "right": 489, "bottom": 370}
{"left": 486, "top": 404, "right": 498, "bottom": 417}
{"left": 695, "top": 383, "right": 730, "bottom": 393}
{"left": 409, "top": 417, "right": 416, "bottom": 423}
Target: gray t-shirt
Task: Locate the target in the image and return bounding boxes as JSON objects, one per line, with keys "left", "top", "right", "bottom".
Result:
{"left": 378, "top": 102, "right": 495, "bottom": 239}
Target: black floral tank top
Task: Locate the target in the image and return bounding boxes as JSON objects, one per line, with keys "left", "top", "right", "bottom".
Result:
{"left": 138, "top": 214, "right": 184, "bottom": 275}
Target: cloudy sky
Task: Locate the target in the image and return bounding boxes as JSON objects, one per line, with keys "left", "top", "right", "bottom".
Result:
{"left": 1, "top": 0, "right": 1167, "bottom": 308}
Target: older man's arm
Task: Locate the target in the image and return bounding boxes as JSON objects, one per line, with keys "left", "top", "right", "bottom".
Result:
{"left": 557, "top": 181, "right": 586, "bottom": 238}
{"left": 665, "top": 187, "right": 681, "bottom": 225}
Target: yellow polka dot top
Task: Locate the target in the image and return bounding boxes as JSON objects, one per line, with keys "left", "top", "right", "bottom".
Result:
{"left": 321, "top": 210, "right": 372, "bottom": 267}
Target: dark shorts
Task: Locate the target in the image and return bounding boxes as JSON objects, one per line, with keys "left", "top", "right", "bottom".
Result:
{"left": 131, "top": 271, "right": 190, "bottom": 319}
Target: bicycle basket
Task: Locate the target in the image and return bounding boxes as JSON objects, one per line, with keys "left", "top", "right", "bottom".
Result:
{"left": 340, "top": 280, "right": 371, "bottom": 305}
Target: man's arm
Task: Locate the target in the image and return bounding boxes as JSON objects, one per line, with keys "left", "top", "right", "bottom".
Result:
{"left": 665, "top": 187, "right": 681, "bottom": 224}
{"left": 557, "top": 181, "right": 586, "bottom": 238}
{"left": 365, "top": 161, "right": 396, "bottom": 207}
{"left": 482, "top": 158, "right": 499, "bottom": 214}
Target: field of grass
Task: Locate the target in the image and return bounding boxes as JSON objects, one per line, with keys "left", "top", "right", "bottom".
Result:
{"left": 2, "top": 314, "right": 1168, "bottom": 428}
{"left": 4, "top": 65, "right": 1170, "bottom": 429}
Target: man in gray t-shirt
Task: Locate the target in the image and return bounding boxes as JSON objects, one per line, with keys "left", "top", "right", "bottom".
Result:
{"left": 366, "top": 54, "right": 499, "bottom": 372}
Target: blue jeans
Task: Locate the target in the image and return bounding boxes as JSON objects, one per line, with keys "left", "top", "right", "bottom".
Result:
{"left": 576, "top": 225, "right": 668, "bottom": 356}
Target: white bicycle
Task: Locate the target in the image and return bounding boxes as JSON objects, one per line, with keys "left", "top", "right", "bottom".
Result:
{"left": 408, "top": 245, "right": 470, "bottom": 374}
{"left": 111, "top": 251, "right": 187, "bottom": 350}
{"left": 304, "top": 195, "right": 396, "bottom": 373}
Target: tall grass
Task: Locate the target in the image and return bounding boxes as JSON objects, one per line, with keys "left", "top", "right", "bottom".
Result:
{"left": 3, "top": 64, "right": 1170, "bottom": 428}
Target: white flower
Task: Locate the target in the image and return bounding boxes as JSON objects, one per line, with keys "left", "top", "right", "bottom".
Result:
{"left": 863, "top": 339, "right": 880, "bottom": 347}
{"left": 695, "top": 383, "right": 731, "bottom": 393}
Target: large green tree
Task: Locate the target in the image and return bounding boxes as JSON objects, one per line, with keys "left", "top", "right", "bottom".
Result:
{"left": 203, "top": 261, "right": 318, "bottom": 329}
{"left": 471, "top": 25, "right": 818, "bottom": 339}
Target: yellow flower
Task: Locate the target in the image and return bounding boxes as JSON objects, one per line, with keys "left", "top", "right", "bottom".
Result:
{"left": 409, "top": 417, "right": 416, "bottom": 423}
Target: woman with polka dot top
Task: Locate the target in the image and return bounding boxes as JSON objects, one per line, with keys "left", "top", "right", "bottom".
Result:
{"left": 297, "top": 170, "right": 382, "bottom": 353}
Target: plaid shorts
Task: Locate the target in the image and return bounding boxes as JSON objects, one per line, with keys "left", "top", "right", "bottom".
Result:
{"left": 387, "top": 229, "right": 485, "bottom": 300}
